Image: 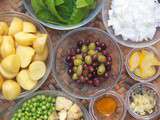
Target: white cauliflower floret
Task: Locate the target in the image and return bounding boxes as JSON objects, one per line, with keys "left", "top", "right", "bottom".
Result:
{"left": 58, "top": 110, "right": 67, "bottom": 120}
{"left": 56, "top": 97, "right": 73, "bottom": 111}
{"left": 67, "top": 104, "right": 83, "bottom": 120}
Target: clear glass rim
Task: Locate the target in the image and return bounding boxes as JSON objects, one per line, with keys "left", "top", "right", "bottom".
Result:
{"left": 23, "top": 0, "right": 104, "bottom": 30}
{"left": 0, "top": 11, "right": 54, "bottom": 100}
{"left": 52, "top": 27, "right": 123, "bottom": 100}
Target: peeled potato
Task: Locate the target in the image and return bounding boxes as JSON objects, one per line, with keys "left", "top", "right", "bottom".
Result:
{"left": 0, "top": 75, "right": 4, "bottom": 90}
{"left": 23, "top": 21, "right": 37, "bottom": 33}
{"left": 0, "top": 22, "right": 9, "bottom": 35}
{"left": 0, "top": 65, "right": 17, "bottom": 79}
{"left": 9, "top": 17, "right": 23, "bottom": 36}
{"left": 2, "top": 80, "right": 21, "bottom": 100}
{"left": 1, "top": 54, "right": 20, "bottom": 73}
{"left": 1, "top": 36, "right": 15, "bottom": 58}
{"left": 34, "top": 45, "right": 48, "bottom": 61}
{"left": 15, "top": 32, "right": 37, "bottom": 46}
{"left": 0, "top": 36, "right": 3, "bottom": 45}
{"left": 28, "top": 61, "right": 46, "bottom": 81}
{"left": 16, "top": 46, "right": 35, "bottom": 68}
{"left": 33, "top": 34, "right": 47, "bottom": 53}
{"left": 17, "top": 70, "right": 37, "bottom": 90}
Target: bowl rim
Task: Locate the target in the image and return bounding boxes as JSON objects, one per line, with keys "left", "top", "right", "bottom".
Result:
{"left": 23, "top": 0, "right": 104, "bottom": 30}
{"left": 89, "top": 90, "right": 127, "bottom": 120}
{"left": 8, "top": 90, "right": 91, "bottom": 120}
{"left": 0, "top": 11, "right": 54, "bottom": 100}
{"left": 125, "top": 46, "right": 160, "bottom": 83}
{"left": 101, "top": 0, "right": 160, "bottom": 48}
{"left": 125, "top": 83, "right": 160, "bottom": 120}
{"left": 52, "top": 27, "right": 123, "bottom": 100}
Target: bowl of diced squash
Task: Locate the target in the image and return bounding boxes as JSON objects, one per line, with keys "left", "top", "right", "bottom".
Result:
{"left": 0, "top": 11, "right": 53, "bottom": 100}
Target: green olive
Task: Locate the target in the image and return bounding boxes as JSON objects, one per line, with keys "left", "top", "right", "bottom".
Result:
{"left": 88, "top": 50, "right": 96, "bottom": 56}
{"left": 76, "top": 54, "right": 83, "bottom": 60}
{"left": 97, "top": 64, "right": 106, "bottom": 75}
{"left": 74, "top": 59, "right": 82, "bottom": 66}
{"left": 81, "top": 45, "right": 88, "bottom": 53}
{"left": 85, "top": 55, "right": 92, "bottom": 65}
{"left": 98, "top": 55, "right": 107, "bottom": 63}
{"left": 88, "top": 43, "right": 96, "bottom": 50}
{"left": 77, "top": 65, "right": 83, "bottom": 76}
{"left": 72, "top": 73, "right": 78, "bottom": 80}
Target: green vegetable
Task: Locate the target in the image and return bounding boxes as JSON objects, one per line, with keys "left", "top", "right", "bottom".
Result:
{"left": 55, "top": 0, "right": 64, "bottom": 6}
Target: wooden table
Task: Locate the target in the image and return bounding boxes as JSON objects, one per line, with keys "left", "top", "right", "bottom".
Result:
{"left": 0, "top": 0, "right": 160, "bottom": 120}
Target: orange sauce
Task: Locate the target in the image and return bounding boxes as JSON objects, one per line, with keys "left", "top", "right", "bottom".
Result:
{"left": 95, "top": 96, "right": 117, "bottom": 116}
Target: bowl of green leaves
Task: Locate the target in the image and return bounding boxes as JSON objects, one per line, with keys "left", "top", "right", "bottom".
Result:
{"left": 23, "top": 0, "right": 103, "bottom": 30}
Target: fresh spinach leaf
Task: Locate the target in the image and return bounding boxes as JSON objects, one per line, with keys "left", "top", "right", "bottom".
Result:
{"left": 55, "top": 0, "right": 64, "bottom": 6}
{"left": 76, "top": 0, "right": 88, "bottom": 8}
{"left": 31, "top": 0, "right": 46, "bottom": 14}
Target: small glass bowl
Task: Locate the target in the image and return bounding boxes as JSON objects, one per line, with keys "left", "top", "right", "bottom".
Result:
{"left": 0, "top": 12, "right": 53, "bottom": 100}
{"left": 89, "top": 91, "right": 127, "bottom": 120}
{"left": 53, "top": 27, "right": 123, "bottom": 99}
{"left": 126, "top": 83, "right": 160, "bottom": 120}
{"left": 102, "top": 0, "right": 160, "bottom": 48}
{"left": 125, "top": 46, "right": 160, "bottom": 83}
{"left": 8, "top": 90, "right": 90, "bottom": 120}
{"left": 23, "top": 0, "right": 103, "bottom": 30}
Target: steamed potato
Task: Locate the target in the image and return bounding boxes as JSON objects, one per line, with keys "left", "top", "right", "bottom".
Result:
{"left": 2, "top": 80, "right": 21, "bottom": 100}
{"left": 0, "top": 65, "right": 17, "bottom": 79}
{"left": 0, "top": 36, "right": 15, "bottom": 58}
{"left": 0, "top": 75, "right": 4, "bottom": 90}
{"left": 9, "top": 17, "right": 23, "bottom": 36}
{"left": 33, "top": 34, "right": 47, "bottom": 53}
{"left": 16, "top": 46, "right": 35, "bottom": 68}
{"left": 34, "top": 45, "right": 48, "bottom": 61}
{"left": 23, "top": 21, "right": 37, "bottom": 33}
{"left": 28, "top": 61, "right": 46, "bottom": 81}
{"left": 0, "top": 22, "right": 9, "bottom": 35}
{"left": 17, "top": 70, "right": 37, "bottom": 90}
{"left": 1, "top": 54, "right": 20, "bottom": 73}
{"left": 15, "top": 32, "right": 37, "bottom": 46}
{"left": 0, "top": 36, "right": 3, "bottom": 45}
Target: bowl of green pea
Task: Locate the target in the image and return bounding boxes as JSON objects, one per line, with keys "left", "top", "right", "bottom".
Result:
{"left": 9, "top": 90, "right": 90, "bottom": 120}
{"left": 23, "top": 0, "right": 103, "bottom": 30}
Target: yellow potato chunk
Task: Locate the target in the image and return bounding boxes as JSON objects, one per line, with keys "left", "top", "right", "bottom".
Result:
{"left": 0, "top": 65, "right": 17, "bottom": 79}
{"left": 1, "top": 54, "right": 20, "bottom": 73}
{"left": 0, "top": 36, "right": 3, "bottom": 45}
{"left": 17, "top": 70, "right": 37, "bottom": 90}
{"left": 129, "top": 51, "right": 141, "bottom": 72}
{"left": 2, "top": 80, "right": 21, "bottom": 100}
{"left": 16, "top": 46, "right": 35, "bottom": 68}
{"left": 0, "top": 75, "right": 4, "bottom": 90}
{"left": 0, "top": 22, "right": 9, "bottom": 35}
{"left": 23, "top": 21, "right": 37, "bottom": 33}
{"left": 33, "top": 34, "right": 47, "bottom": 53}
{"left": 34, "top": 45, "right": 48, "bottom": 61}
{"left": 0, "top": 36, "right": 15, "bottom": 58}
{"left": 15, "top": 32, "right": 37, "bottom": 46}
{"left": 28, "top": 61, "right": 46, "bottom": 81}
{"left": 9, "top": 17, "right": 23, "bottom": 36}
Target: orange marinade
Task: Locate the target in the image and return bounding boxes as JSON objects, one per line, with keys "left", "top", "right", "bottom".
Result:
{"left": 95, "top": 96, "right": 117, "bottom": 116}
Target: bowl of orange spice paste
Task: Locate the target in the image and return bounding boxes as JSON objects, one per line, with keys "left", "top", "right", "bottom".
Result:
{"left": 89, "top": 91, "right": 126, "bottom": 120}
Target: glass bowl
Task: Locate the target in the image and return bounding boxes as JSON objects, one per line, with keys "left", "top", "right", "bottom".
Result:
{"left": 53, "top": 27, "right": 123, "bottom": 99}
{"left": 89, "top": 91, "right": 126, "bottom": 120}
{"left": 125, "top": 47, "right": 160, "bottom": 83}
{"left": 8, "top": 90, "right": 90, "bottom": 120}
{"left": 23, "top": 0, "right": 103, "bottom": 30}
{"left": 102, "top": 0, "right": 160, "bottom": 48}
{"left": 126, "top": 83, "right": 160, "bottom": 120}
{"left": 0, "top": 11, "right": 53, "bottom": 100}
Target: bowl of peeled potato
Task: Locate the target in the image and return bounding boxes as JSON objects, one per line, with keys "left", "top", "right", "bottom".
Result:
{"left": 0, "top": 12, "right": 53, "bottom": 100}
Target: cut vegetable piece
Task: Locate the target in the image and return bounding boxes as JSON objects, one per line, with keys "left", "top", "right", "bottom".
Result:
{"left": 1, "top": 54, "right": 20, "bottom": 73}
{"left": 76, "top": 0, "right": 89, "bottom": 8}
{"left": 2, "top": 80, "right": 21, "bottom": 100}
{"left": 9, "top": 17, "right": 23, "bottom": 35}
{"left": 16, "top": 70, "right": 37, "bottom": 90}
{"left": 31, "top": 0, "right": 46, "bottom": 14}
{"left": 34, "top": 45, "right": 48, "bottom": 61}
{"left": 15, "top": 32, "right": 37, "bottom": 46}
{"left": 33, "top": 34, "right": 47, "bottom": 53}
{"left": 0, "top": 22, "right": 9, "bottom": 35}
{"left": 0, "top": 36, "right": 15, "bottom": 58}
{"left": 129, "top": 51, "right": 140, "bottom": 72}
{"left": 0, "top": 36, "right": 3, "bottom": 45}
{"left": 0, "top": 75, "right": 4, "bottom": 90}
{"left": 28, "top": 61, "right": 46, "bottom": 81}
{"left": 16, "top": 46, "right": 35, "bottom": 68}
{"left": 0, "top": 65, "right": 17, "bottom": 79}
{"left": 55, "top": 0, "right": 64, "bottom": 6}
{"left": 23, "top": 21, "right": 37, "bottom": 33}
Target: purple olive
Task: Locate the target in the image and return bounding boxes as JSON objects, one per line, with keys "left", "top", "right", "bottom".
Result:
{"left": 95, "top": 41, "right": 100, "bottom": 47}
{"left": 106, "top": 64, "right": 112, "bottom": 71}
{"left": 88, "top": 73, "right": 93, "bottom": 79}
{"left": 107, "top": 56, "right": 112, "bottom": 62}
{"left": 65, "top": 56, "right": 72, "bottom": 63}
{"left": 68, "top": 69, "right": 73, "bottom": 75}
{"left": 102, "top": 50, "right": 109, "bottom": 56}
{"left": 93, "top": 62, "right": 99, "bottom": 67}
{"left": 68, "top": 62, "right": 74, "bottom": 67}
{"left": 77, "top": 40, "right": 83, "bottom": 47}
{"left": 83, "top": 64, "right": 88, "bottom": 69}
{"left": 88, "top": 66, "right": 94, "bottom": 72}
{"left": 104, "top": 72, "right": 109, "bottom": 79}
{"left": 75, "top": 48, "right": 81, "bottom": 54}
{"left": 100, "top": 42, "right": 106, "bottom": 50}
{"left": 85, "top": 39, "right": 90, "bottom": 45}
{"left": 93, "top": 78, "right": 100, "bottom": 87}
{"left": 92, "top": 71, "right": 97, "bottom": 77}
{"left": 83, "top": 70, "right": 89, "bottom": 76}
{"left": 96, "top": 47, "right": 102, "bottom": 52}
{"left": 68, "top": 48, "right": 76, "bottom": 56}
{"left": 92, "top": 54, "right": 98, "bottom": 61}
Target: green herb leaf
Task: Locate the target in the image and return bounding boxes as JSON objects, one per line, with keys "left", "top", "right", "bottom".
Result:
{"left": 31, "top": 0, "right": 46, "bottom": 14}
{"left": 76, "top": 0, "right": 89, "bottom": 8}
{"left": 55, "top": 0, "right": 64, "bottom": 6}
